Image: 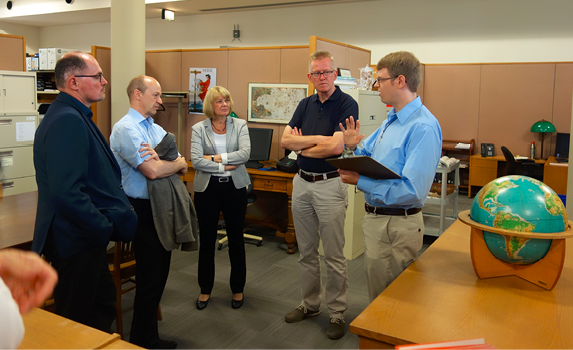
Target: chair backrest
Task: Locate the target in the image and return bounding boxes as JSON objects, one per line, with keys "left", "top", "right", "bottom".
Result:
{"left": 246, "top": 174, "right": 256, "bottom": 204}
{"left": 501, "top": 146, "right": 517, "bottom": 175}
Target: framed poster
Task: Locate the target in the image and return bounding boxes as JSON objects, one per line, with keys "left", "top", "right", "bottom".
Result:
{"left": 248, "top": 83, "right": 308, "bottom": 124}
{"left": 189, "top": 68, "right": 217, "bottom": 114}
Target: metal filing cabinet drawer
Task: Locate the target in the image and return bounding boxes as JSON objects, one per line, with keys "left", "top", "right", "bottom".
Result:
{"left": 0, "top": 146, "right": 34, "bottom": 180}
{"left": 0, "top": 115, "right": 38, "bottom": 147}
{"left": 1, "top": 176, "right": 37, "bottom": 196}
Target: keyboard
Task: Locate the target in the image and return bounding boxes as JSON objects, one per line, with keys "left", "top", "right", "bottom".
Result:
{"left": 556, "top": 157, "right": 569, "bottom": 163}
{"left": 245, "top": 161, "right": 264, "bottom": 169}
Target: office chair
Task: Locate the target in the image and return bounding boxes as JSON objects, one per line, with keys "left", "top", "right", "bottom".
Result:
{"left": 218, "top": 175, "right": 263, "bottom": 250}
{"left": 500, "top": 146, "right": 543, "bottom": 180}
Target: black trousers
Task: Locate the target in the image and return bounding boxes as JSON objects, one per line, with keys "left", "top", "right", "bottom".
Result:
{"left": 194, "top": 177, "right": 248, "bottom": 295}
{"left": 128, "top": 197, "right": 172, "bottom": 348}
{"left": 47, "top": 242, "right": 116, "bottom": 333}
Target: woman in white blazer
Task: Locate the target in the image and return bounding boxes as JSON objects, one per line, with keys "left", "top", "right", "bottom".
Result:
{"left": 190, "top": 86, "right": 251, "bottom": 310}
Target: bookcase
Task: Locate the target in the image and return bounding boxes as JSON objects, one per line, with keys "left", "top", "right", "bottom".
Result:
{"left": 441, "top": 139, "right": 474, "bottom": 193}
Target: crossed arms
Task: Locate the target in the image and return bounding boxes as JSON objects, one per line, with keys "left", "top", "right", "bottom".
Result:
{"left": 280, "top": 126, "right": 344, "bottom": 158}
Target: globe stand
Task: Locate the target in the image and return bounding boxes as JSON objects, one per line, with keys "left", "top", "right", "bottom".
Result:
{"left": 459, "top": 210, "right": 573, "bottom": 290}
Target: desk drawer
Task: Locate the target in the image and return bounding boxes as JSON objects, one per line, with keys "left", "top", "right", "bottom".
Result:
{"left": 252, "top": 178, "right": 287, "bottom": 192}
{"left": 471, "top": 157, "right": 497, "bottom": 168}
{"left": 1, "top": 176, "right": 37, "bottom": 196}
{"left": 0, "top": 115, "right": 38, "bottom": 147}
{"left": 470, "top": 167, "right": 497, "bottom": 186}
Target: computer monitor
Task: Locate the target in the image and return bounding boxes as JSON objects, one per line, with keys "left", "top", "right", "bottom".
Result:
{"left": 554, "top": 133, "right": 570, "bottom": 158}
{"left": 246, "top": 127, "right": 273, "bottom": 168}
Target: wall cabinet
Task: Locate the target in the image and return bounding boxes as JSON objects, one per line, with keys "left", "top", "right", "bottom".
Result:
{"left": 0, "top": 71, "right": 38, "bottom": 196}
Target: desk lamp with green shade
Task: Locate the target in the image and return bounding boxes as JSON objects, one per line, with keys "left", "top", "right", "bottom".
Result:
{"left": 531, "top": 119, "right": 556, "bottom": 159}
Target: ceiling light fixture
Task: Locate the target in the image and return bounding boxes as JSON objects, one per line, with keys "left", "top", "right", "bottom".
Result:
{"left": 162, "top": 9, "right": 174, "bottom": 21}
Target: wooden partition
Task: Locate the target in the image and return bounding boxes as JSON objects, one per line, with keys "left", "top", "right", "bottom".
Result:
{"left": 423, "top": 62, "right": 573, "bottom": 159}
{"left": 92, "top": 46, "right": 111, "bottom": 139}
{"left": 0, "top": 34, "right": 26, "bottom": 71}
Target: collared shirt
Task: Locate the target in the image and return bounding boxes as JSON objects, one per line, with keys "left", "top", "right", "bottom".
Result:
{"left": 288, "top": 86, "right": 359, "bottom": 173}
{"left": 355, "top": 96, "right": 442, "bottom": 209}
{"left": 110, "top": 107, "right": 167, "bottom": 199}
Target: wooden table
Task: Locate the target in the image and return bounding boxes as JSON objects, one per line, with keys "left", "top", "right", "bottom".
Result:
{"left": 468, "top": 155, "right": 546, "bottom": 197}
{"left": 349, "top": 220, "right": 573, "bottom": 349}
{"left": 183, "top": 162, "right": 297, "bottom": 254}
{"left": 0, "top": 191, "right": 37, "bottom": 249}
{"left": 19, "top": 308, "right": 123, "bottom": 349}
{"left": 544, "top": 156, "right": 568, "bottom": 195}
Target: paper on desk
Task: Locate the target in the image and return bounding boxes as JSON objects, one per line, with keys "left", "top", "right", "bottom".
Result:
{"left": 455, "top": 143, "right": 471, "bottom": 149}
{"left": 515, "top": 156, "right": 529, "bottom": 160}
{"left": 288, "top": 151, "right": 297, "bottom": 160}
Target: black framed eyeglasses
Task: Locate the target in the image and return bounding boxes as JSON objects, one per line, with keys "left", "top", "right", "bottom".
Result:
{"left": 74, "top": 73, "right": 104, "bottom": 82}
{"left": 309, "top": 70, "right": 336, "bottom": 78}
{"left": 376, "top": 76, "right": 395, "bottom": 85}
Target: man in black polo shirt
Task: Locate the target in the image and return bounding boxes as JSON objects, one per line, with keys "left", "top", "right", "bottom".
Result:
{"left": 280, "top": 50, "right": 358, "bottom": 340}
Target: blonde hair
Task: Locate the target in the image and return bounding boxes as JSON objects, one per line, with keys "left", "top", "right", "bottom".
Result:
{"left": 203, "top": 86, "right": 234, "bottom": 119}
{"left": 309, "top": 50, "right": 334, "bottom": 72}
{"left": 376, "top": 51, "right": 421, "bottom": 92}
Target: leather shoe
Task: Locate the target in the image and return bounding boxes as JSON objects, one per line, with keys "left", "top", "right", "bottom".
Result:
{"left": 231, "top": 297, "right": 244, "bottom": 309}
{"left": 154, "top": 339, "right": 177, "bottom": 349}
{"left": 196, "top": 297, "right": 209, "bottom": 310}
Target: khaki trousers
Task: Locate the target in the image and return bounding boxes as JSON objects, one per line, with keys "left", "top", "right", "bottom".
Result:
{"left": 292, "top": 174, "right": 349, "bottom": 319}
{"left": 362, "top": 211, "right": 424, "bottom": 301}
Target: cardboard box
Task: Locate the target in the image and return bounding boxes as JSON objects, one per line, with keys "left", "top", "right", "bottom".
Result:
{"left": 39, "top": 48, "right": 76, "bottom": 70}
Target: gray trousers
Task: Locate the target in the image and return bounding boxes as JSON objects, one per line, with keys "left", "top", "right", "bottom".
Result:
{"left": 292, "top": 173, "right": 349, "bottom": 319}
{"left": 362, "top": 211, "right": 424, "bottom": 301}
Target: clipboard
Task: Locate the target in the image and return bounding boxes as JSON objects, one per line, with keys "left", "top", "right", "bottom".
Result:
{"left": 326, "top": 156, "right": 401, "bottom": 180}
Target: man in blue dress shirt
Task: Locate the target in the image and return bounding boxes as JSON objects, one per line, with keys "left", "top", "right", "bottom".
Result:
{"left": 110, "top": 75, "right": 187, "bottom": 349}
{"left": 339, "top": 51, "right": 442, "bottom": 301}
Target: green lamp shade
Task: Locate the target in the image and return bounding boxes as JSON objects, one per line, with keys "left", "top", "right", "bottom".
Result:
{"left": 531, "top": 120, "right": 556, "bottom": 133}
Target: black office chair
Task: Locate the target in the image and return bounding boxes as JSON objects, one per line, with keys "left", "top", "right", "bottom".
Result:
{"left": 500, "top": 146, "right": 543, "bottom": 180}
{"left": 217, "top": 175, "right": 263, "bottom": 250}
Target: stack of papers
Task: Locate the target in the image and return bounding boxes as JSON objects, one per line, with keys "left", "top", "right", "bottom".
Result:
{"left": 455, "top": 143, "right": 471, "bottom": 149}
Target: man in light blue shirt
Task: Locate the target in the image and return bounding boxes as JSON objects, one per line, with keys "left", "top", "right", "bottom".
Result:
{"left": 339, "top": 51, "right": 442, "bottom": 301}
{"left": 110, "top": 75, "right": 187, "bottom": 349}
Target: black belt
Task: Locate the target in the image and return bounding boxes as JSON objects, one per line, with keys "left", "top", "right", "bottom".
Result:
{"left": 298, "top": 170, "right": 340, "bottom": 182}
{"left": 365, "top": 203, "right": 422, "bottom": 216}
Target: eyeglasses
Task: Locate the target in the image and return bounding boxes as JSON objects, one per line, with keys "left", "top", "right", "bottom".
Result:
{"left": 309, "top": 70, "right": 336, "bottom": 78}
{"left": 376, "top": 76, "right": 395, "bottom": 85}
{"left": 74, "top": 73, "right": 104, "bottom": 83}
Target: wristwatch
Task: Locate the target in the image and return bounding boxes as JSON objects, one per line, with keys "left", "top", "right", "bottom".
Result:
{"left": 296, "top": 150, "right": 302, "bottom": 155}
{"left": 211, "top": 155, "right": 215, "bottom": 161}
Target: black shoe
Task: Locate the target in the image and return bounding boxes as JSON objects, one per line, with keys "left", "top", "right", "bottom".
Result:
{"left": 231, "top": 297, "right": 244, "bottom": 309}
{"left": 154, "top": 339, "right": 177, "bottom": 349}
{"left": 196, "top": 297, "right": 209, "bottom": 310}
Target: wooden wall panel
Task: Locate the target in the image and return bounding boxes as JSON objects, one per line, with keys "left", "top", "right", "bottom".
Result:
{"left": 479, "top": 63, "right": 556, "bottom": 159}
{"left": 418, "top": 64, "right": 425, "bottom": 102}
{"left": 550, "top": 63, "right": 573, "bottom": 155}
{"left": 346, "top": 48, "right": 371, "bottom": 82}
{"left": 93, "top": 46, "right": 111, "bottom": 140}
{"left": 146, "top": 51, "right": 182, "bottom": 92}
{"left": 279, "top": 47, "right": 309, "bottom": 84}
{"left": 0, "top": 34, "right": 25, "bottom": 71}
{"left": 424, "top": 65, "right": 481, "bottom": 142}
{"left": 228, "top": 49, "right": 281, "bottom": 120}
{"left": 316, "top": 40, "right": 346, "bottom": 71}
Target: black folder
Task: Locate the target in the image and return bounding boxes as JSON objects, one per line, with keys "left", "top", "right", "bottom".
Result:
{"left": 326, "top": 156, "right": 401, "bottom": 180}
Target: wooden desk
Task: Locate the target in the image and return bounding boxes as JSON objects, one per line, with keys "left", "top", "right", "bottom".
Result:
{"left": 19, "top": 308, "right": 143, "bottom": 349}
{"left": 468, "top": 155, "right": 545, "bottom": 197}
{"left": 544, "top": 156, "right": 568, "bottom": 195}
{"left": 349, "top": 220, "right": 573, "bottom": 349}
{"left": 19, "top": 308, "right": 121, "bottom": 349}
{"left": 0, "top": 191, "right": 37, "bottom": 249}
{"left": 183, "top": 162, "right": 297, "bottom": 254}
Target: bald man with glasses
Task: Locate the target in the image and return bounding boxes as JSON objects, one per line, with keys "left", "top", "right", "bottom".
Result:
{"left": 33, "top": 52, "right": 137, "bottom": 332}
{"left": 281, "top": 50, "right": 358, "bottom": 340}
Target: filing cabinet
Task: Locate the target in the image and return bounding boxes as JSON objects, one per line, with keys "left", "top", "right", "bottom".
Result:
{"left": 0, "top": 71, "right": 38, "bottom": 196}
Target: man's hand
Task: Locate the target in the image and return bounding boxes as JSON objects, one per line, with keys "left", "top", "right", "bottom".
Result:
{"left": 225, "top": 165, "right": 238, "bottom": 171}
{"left": 177, "top": 156, "right": 188, "bottom": 175}
{"left": 139, "top": 143, "right": 160, "bottom": 162}
{"left": 0, "top": 249, "right": 58, "bottom": 315}
{"left": 338, "top": 169, "right": 360, "bottom": 185}
{"left": 339, "top": 116, "right": 364, "bottom": 151}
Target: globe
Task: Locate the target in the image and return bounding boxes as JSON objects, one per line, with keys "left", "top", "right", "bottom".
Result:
{"left": 470, "top": 175, "right": 568, "bottom": 265}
